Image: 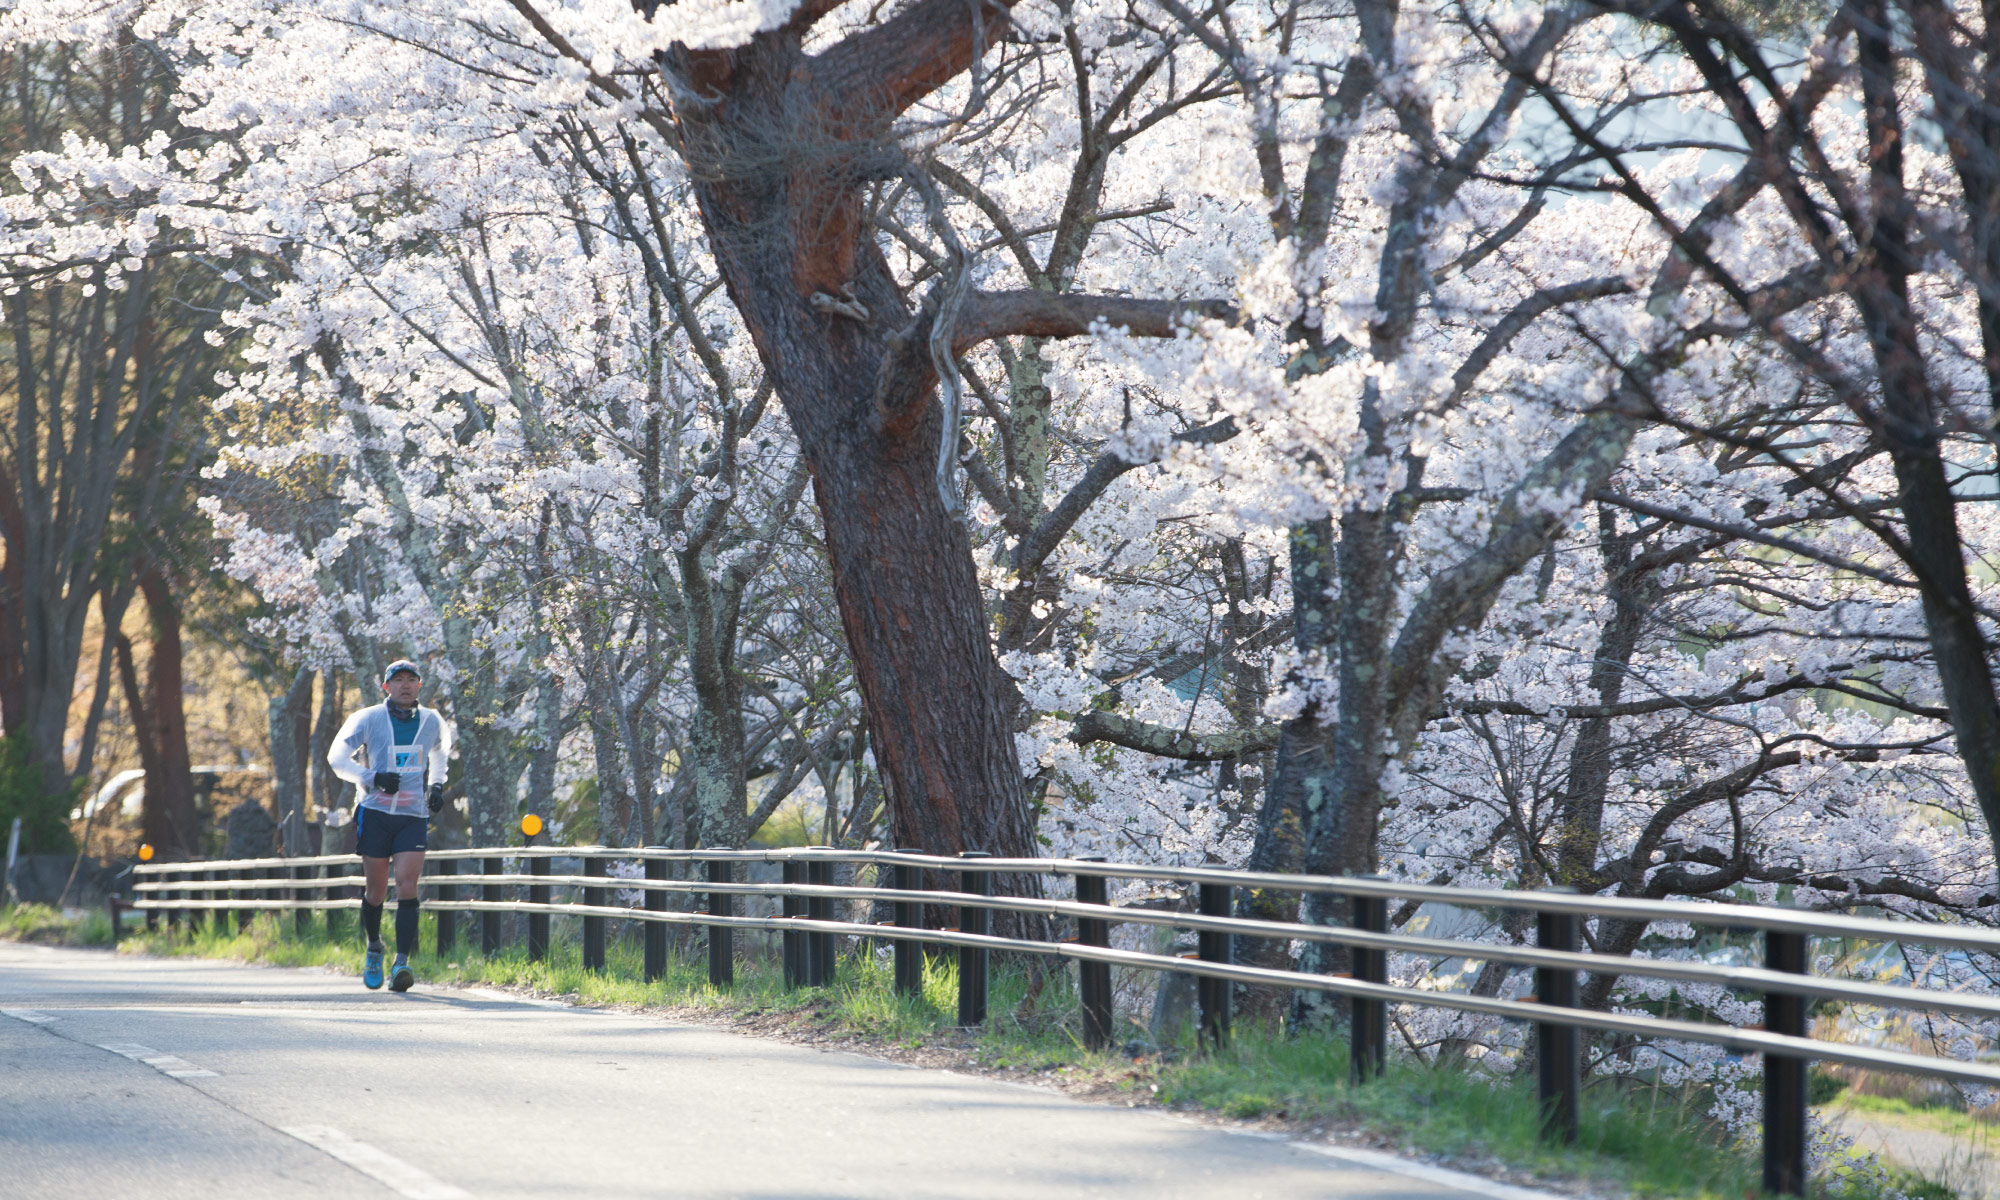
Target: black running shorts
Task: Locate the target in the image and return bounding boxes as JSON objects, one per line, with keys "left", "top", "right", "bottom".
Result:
{"left": 355, "top": 808, "right": 427, "bottom": 858}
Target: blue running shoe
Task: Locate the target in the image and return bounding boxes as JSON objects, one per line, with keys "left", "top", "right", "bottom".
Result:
{"left": 363, "top": 944, "right": 385, "bottom": 989}
{"left": 390, "top": 956, "right": 414, "bottom": 993}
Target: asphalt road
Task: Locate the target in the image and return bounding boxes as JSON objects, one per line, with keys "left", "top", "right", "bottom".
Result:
{"left": 0, "top": 942, "right": 1541, "bottom": 1199}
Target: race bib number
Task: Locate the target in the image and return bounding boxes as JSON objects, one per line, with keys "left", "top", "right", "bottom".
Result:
{"left": 393, "top": 750, "right": 418, "bottom": 772}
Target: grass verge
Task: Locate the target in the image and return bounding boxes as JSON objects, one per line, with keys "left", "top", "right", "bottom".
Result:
{"left": 2, "top": 901, "right": 112, "bottom": 945}
{"left": 6, "top": 907, "right": 1960, "bottom": 1200}
{"left": 1836, "top": 1093, "right": 2000, "bottom": 1144}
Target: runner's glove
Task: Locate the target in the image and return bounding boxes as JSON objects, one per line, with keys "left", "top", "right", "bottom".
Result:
{"left": 372, "top": 770, "right": 401, "bottom": 794}
{"left": 427, "top": 783, "right": 445, "bottom": 815}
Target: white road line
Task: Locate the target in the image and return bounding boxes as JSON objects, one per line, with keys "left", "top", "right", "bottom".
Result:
{"left": 96, "top": 1041, "right": 219, "bottom": 1079}
{"left": 1289, "top": 1140, "right": 1565, "bottom": 1200}
{"left": 1, "top": 1008, "right": 57, "bottom": 1024}
{"left": 454, "top": 985, "right": 572, "bottom": 1010}
{"left": 281, "top": 1125, "right": 474, "bottom": 1200}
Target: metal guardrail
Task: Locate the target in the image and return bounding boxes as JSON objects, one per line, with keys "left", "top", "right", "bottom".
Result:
{"left": 122, "top": 845, "right": 2000, "bottom": 1196}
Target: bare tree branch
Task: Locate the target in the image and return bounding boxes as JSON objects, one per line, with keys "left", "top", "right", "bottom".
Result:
{"left": 953, "top": 289, "right": 1236, "bottom": 352}
{"left": 1066, "top": 710, "right": 1280, "bottom": 761}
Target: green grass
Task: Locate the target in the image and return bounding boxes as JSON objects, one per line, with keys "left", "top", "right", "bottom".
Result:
{"left": 2, "top": 902, "right": 112, "bottom": 945}
{"left": 6, "top": 906, "right": 1962, "bottom": 1200}
{"left": 1838, "top": 1092, "right": 2000, "bottom": 1142}
{"left": 1164, "top": 1034, "right": 1767, "bottom": 1199}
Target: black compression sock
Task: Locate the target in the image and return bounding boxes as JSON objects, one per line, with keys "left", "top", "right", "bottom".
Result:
{"left": 395, "top": 899, "right": 420, "bottom": 958}
{"left": 361, "top": 900, "right": 383, "bottom": 946}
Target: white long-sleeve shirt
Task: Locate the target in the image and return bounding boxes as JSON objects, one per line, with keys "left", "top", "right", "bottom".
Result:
{"left": 327, "top": 703, "right": 453, "bottom": 818}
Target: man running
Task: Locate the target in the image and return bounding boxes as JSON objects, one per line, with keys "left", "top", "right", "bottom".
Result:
{"left": 327, "top": 659, "right": 452, "bottom": 992}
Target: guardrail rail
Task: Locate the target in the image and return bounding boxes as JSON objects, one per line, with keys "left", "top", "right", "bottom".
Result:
{"left": 122, "top": 845, "right": 2000, "bottom": 1197}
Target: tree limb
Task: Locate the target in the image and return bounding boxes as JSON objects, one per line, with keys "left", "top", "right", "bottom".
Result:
{"left": 1011, "top": 414, "right": 1238, "bottom": 577}
{"left": 810, "top": 0, "right": 1015, "bottom": 124}
{"left": 1066, "top": 710, "right": 1280, "bottom": 761}
{"left": 1594, "top": 490, "right": 1915, "bottom": 591}
{"left": 1447, "top": 276, "right": 1634, "bottom": 406}
{"left": 953, "top": 289, "right": 1236, "bottom": 353}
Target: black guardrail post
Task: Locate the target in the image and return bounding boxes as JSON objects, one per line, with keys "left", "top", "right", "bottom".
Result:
{"left": 1073, "top": 856, "right": 1113, "bottom": 1050}
{"left": 144, "top": 881, "right": 158, "bottom": 933}
{"left": 958, "top": 852, "right": 991, "bottom": 1028}
{"left": 528, "top": 854, "right": 550, "bottom": 962}
{"left": 182, "top": 870, "right": 198, "bottom": 936}
{"left": 707, "top": 856, "right": 734, "bottom": 988}
{"left": 1350, "top": 889, "right": 1387, "bottom": 1083}
{"left": 234, "top": 868, "right": 250, "bottom": 934}
{"left": 435, "top": 858, "right": 457, "bottom": 957}
{"left": 482, "top": 855, "right": 502, "bottom": 956}
{"left": 1535, "top": 902, "right": 1581, "bottom": 1144}
{"left": 1198, "top": 881, "right": 1233, "bottom": 1049}
{"left": 196, "top": 869, "right": 214, "bottom": 936}
{"left": 644, "top": 855, "right": 667, "bottom": 982}
{"left": 1764, "top": 929, "right": 1809, "bottom": 1196}
{"left": 808, "top": 859, "right": 835, "bottom": 986}
{"left": 782, "top": 860, "right": 805, "bottom": 989}
{"left": 893, "top": 850, "right": 924, "bottom": 997}
{"left": 108, "top": 894, "right": 122, "bottom": 947}
{"left": 166, "top": 870, "right": 182, "bottom": 935}
{"left": 292, "top": 864, "right": 309, "bottom": 939}
{"left": 583, "top": 855, "right": 607, "bottom": 972}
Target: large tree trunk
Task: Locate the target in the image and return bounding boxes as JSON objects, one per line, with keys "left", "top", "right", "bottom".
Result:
{"left": 684, "top": 700, "right": 748, "bottom": 849}
{"left": 0, "top": 496, "right": 23, "bottom": 741}
{"left": 138, "top": 570, "right": 199, "bottom": 856}
{"left": 267, "top": 666, "right": 313, "bottom": 856}
{"left": 667, "top": 22, "right": 1035, "bottom": 867}
{"left": 677, "top": 538, "right": 750, "bottom": 850}
{"left": 118, "top": 569, "right": 200, "bottom": 858}
{"left": 1293, "top": 486, "right": 1400, "bottom": 1029}
{"left": 803, "top": 468, "right": 1034, "bottom": 861}
{"left": 310, "top": 668, "right": 347, "bottom": 826}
